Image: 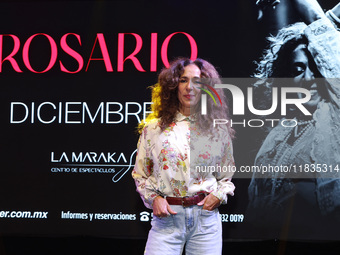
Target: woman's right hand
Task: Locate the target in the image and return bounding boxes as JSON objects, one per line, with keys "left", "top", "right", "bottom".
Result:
{"left": 152, "top": 196, "right": 177, "bottom": 217}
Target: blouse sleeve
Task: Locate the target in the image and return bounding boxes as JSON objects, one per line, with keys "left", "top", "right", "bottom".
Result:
{"left": 131, "top": 126, "right": 159, "bottom": 209}
{"left": 305, "top": 18, "right": 340, "bottom": 107}
{"left": 210, "top": 131, "right": 235, "bottom": 204}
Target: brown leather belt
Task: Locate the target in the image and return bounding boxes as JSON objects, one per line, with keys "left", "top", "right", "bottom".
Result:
{"left": 166, "top": 193, "right": 207, "bottom": 207}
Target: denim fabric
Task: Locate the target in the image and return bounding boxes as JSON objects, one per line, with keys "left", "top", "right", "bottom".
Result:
{"left": 144, "top": 205, "right": 222, "bottom": 255}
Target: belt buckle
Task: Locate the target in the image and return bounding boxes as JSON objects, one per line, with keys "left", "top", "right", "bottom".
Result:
{"left": 182, "top": 196, "right": 189, "bottom": 207}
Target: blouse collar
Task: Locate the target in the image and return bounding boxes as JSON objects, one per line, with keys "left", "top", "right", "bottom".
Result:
{"left": 175, "top": 111, "right": 196, "bottom": 122}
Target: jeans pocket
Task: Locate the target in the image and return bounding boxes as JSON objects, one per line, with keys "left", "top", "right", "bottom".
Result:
{"left": 199, "top": 209, "right": 218, "bottom": 233}
{"left": 151, "top": 215, "right": 175, "bottom": 234}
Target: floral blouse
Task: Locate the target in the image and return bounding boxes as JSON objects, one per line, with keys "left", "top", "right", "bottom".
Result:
{"left": 132, "top": 112, "right": 235, "bottom": 209}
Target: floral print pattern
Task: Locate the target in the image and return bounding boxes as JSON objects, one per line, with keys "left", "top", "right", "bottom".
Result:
{"left": 132, "top": 112, "right": 235, "bottom": 209}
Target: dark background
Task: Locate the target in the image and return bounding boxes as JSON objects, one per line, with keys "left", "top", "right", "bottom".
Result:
{"left": 1, "top": 0, "right": 340, "bottom": 254}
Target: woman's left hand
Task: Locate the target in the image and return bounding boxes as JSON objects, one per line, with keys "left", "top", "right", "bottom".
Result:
{"left": 197, "top": 194, "right": 221, "bottom": 211}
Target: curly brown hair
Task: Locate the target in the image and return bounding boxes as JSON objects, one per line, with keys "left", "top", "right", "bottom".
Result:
{"left": 139, "top": 57, "right": 234, "bottom": 138}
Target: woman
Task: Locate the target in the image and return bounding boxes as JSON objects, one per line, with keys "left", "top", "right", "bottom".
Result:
{"left": 248, "top": 0, "right": 340, "bottom": 228}
{"left": 132, "top": 57, "right": 235, "bottom": 255}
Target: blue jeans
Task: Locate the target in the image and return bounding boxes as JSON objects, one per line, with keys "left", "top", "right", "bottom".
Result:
{"left": 145, "top": 205, "right": 222, "bottom": 255}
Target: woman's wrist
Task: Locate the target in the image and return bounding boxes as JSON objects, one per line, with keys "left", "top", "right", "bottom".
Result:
{"left": 291, "top": 0, "right": 325, "bottom": 25}
{"left": 326, "top": 10, "right": 340, "bottom": 30}
{"left": 330, "top": 3, "right": 340, "bottom": 18}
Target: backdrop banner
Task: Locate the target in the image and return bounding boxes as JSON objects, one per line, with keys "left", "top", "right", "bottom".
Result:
{"left": 1, "top": 0, "right": 339, "bottom": 240}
